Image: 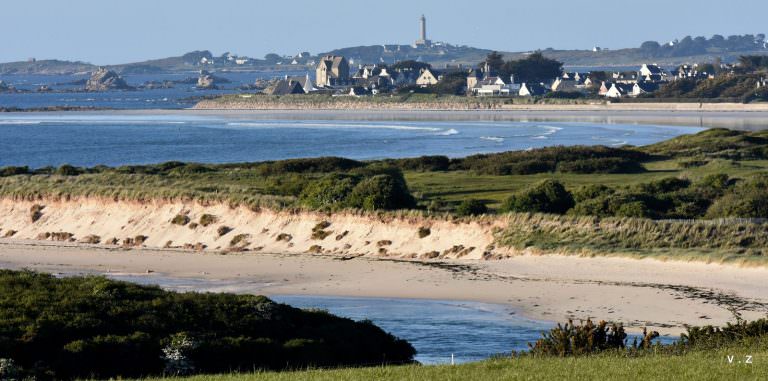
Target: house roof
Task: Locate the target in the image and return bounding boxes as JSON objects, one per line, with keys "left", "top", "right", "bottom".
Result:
{"left": 265, "top": 80, "right": 305, "bottom": 95}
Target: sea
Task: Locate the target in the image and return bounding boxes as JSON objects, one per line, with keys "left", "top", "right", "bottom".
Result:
{"left": 0, "top": 112, "right": 703, "bottom": 168}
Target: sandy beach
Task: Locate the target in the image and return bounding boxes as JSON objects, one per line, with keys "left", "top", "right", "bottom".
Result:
{"left": 2, "top": 239, "right": 766, "bottom": 336}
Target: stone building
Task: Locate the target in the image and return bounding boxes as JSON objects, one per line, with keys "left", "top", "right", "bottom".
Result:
{"left": 315, "top": 55, "right": 350, "bottom": 87}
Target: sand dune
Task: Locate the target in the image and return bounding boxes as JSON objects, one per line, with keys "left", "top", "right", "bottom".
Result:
{"left": 0, "top": 197, "right": 508, "bottom": 260}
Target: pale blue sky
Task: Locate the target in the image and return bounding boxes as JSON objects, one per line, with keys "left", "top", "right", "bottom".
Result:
{"left": 3, "top": 0, "right": 767, "bottom": 64}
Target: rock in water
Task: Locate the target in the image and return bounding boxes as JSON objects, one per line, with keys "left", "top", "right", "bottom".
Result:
{"left": 85, "top": 68, "right": 132, "bottom": 91}
{"left": 197, "top": 70, "right": 217, "bottom": 89}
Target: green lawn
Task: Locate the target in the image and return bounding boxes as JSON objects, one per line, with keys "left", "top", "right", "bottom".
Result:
{"left": 152, "top": 347, "right": 768, "bottom": 381}
{"left": 406, "top": 158, "right": 768, "bottom": 209}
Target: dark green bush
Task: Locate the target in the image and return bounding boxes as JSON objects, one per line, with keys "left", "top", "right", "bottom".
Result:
{"left": 0, "top": 270, "right": 415, "bottom": 379}
{"left": 299, "top": 174, "right": 358, "bottom": 210}
{"left": 557, "top": 157, "right": 645, "bottom": 174}
{"left": 55, "top": 164, "right": 82, "bottom": 176}
{"left": 502, "top": 180, "right": 574, "bottom": 214}
{"left": 257, "top": 157, "right": 365, "bottom": 176}
{"left": 0, "top": 166, "right": 29, "bottom": 177}
{"left": 455, "top": 199, "right": 488, "bottom": 216}
{"left": 388, "top": 156, "right": 451, "bottom": 172}
{"left": 456, "top": 146, "right": 649, "bottom": 175}
{"left": 347, "top": 174, "right": 416, "bottom": 211}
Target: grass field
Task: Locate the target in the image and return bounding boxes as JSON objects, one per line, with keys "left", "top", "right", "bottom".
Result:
{"left": 407, "top": 157, "right": 768, "bottom": 209}
{"left": 152, "top": 346, "right": 767, "bottom": 381}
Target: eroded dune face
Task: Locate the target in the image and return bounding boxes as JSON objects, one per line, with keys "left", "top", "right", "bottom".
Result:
{"left": 0, "top": 197, "right": 513, "bottom": 260}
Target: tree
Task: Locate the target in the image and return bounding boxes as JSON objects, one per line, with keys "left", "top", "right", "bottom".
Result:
{"left": 431, "top": 71, "right": 467, "bottom": 95}
{"left": 264, "top": 53, "right": 281, "bottom": 63}
{"left": 480, "top": 51, "right": 505, "bottom": 74}
{"left": 390, "top": 60, "right": 431, "bottom": 72}
{"left": 501, "top": 180, "right": 574, "bottom": 214}
{"left": 640, "top": 41, "right": 661, "bottom": 52}
{"left": 501, "top": 52, "right": 563, "bottom": 83}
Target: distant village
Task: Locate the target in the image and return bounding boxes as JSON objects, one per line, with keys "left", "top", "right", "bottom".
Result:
{"left": 256, "top": 15, "right": 756, "bottom": 100}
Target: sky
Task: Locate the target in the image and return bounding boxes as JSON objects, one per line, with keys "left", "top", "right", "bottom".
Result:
{"left": 3, "top": 0, "right": 768, "bottom": 64}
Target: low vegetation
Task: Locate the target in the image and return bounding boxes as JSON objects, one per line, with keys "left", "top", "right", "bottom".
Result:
{"left": 132, "top": 317, "right": 768, "bottom": 381}
{"left": 0, "top": 270, "right": 415, "bottom": 379}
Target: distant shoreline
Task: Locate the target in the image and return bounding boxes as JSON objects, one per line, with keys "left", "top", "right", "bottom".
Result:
{"left": 194, "top": 97, "right": 768, "bottom": 113}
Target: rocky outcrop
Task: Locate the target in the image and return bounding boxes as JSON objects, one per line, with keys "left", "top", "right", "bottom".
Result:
{"left": 195, "top": 70, "right": 231, "bottom": 89}
{"left": 85, "top": 68, "right": 132, "bottom": 91}
{"left": 0, "top": 81, "right": 16, "bottom": 93}
{"left": 196, "top": 70, "right": 217, "bottom": 89}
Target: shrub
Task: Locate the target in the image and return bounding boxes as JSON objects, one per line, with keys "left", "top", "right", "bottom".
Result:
{"left": 29, "top": 204, "right": 44, "bottom": 223}
{"left": 199, "top": 214, "right": 218, "bottom": 227}
{"left": 55, "top": 164, "right": 82, "bottom": 176}
{"left": 276, "top": 233, "right": 292, "bottom": 242}
{"left": 417, "top": 227, "right": 431, "bottom": 238}
{"left": 217, "top": 226, "right": 232, "bottom": 237}
{"left": 168, "top": 163, "right": 214, "bottom": 176}
{"left": 528, "top": 319, "right": 658, "bottom": 357}
{"left": 0, "top": 270, "right": 415, "bottom": 379}
{"left": 257, "top": 157, "right": 364, "bottom": 176}
{"left": 457, "top": 146, "right": 650, "bottom": 175}
{"left": 0, "top": 166, "right": 29, "bottom": 177}
{"left": 346, "top": 174, "right": 416, "bottom": 211}
{"left": 556, "top": 157, "right": 645, "bottom": 174}
{"left": 455, "top": 199, "right": 488, "bottom": 216}
{"left": 502, "top": 180, "right": 574, "bottom": 214}
{"left": 299, "top": 174, "right": 357, "bottom": 210}
{"left": 311, "top": 221, "right": 332, "bottom": 240}
{"left": 171, "top": 214, "right": 190, "bottom": 226}
{"left": 388, "top": 156, "right": 451, "bottom": 172}
{"left": 229, "top": 234, "right": 249, "bottom": 247}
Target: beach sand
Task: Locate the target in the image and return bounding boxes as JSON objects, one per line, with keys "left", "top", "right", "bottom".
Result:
{"left": 2, "top": 240, "right": 766, "bottom": 336}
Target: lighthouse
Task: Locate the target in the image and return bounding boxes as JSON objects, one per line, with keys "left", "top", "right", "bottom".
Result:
{"left": 414, "top": 15, "right": 432, "bottom": 47}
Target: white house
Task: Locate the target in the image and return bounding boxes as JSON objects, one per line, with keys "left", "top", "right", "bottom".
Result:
{"left": 519, "top": 82, "right": 547, "bottom": 97}
{"left": 604, "top": 83, "right": 633, "bottom": 98}
{"left": 416, "top": 68, "right": 440, "bottom": 87}
{"left": 472, "top": 76, "right": 520, "bottom": 96}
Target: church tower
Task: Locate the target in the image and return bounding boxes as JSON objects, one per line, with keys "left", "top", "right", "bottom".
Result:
{"left": 414, "top": 15, "right": 432, "bottom": 47}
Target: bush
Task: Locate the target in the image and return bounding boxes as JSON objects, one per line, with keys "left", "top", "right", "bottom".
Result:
{"left": 502, "top": 180, "right": 574, "bottom": 214}
{"left": 216, "top": 226, "right": 232, "bottom": 236}
{"left": 455, "top": 199, "right": 488, "bottom": 216}
{"left": 457, "top": 146, "right": 649, "bottom": 175}
{"left": 556, "top": 158, "right": 645, "bottom": 174}
{"left": 257, "top": 157, "right": 364, "bottom": 176}
{"left": 171, "top": 214, "right": 190, "bottom": 226}
{"left": 0, "top": 271, "right": 415, "bottom": 379}
{"left": 346, "top": 174, "right": 416, "bottom": 211}
{"left": 55, "top": 164, "right": 82, "bottom": 176}
{"left": 388, "top": 156, "right": 451, "bottom": 172}
{"left": 528, "top": 319, "right": 635, "bottom": 357}
{"left": 199, "top": 214, "right": 218, "bottom": 227}
{"left": 0, "top": 166, "right": 29, "bottom": 177}
{"left": 299, "top": 174, "right": 357, "bottom": 210}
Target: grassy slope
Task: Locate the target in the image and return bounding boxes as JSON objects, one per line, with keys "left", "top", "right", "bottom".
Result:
{"left": 2, "top": 158, "right": 766, "bottom": 212}
{"left": 155, "top": 347, "right": 767, "bottom": 381}
{"left": 406, "top": 158, "right": 768, "bottom": 210}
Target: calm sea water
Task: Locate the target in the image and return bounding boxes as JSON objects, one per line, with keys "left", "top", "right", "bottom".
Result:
{"left": 0, "top": 112, "right": 703, "bottom": 168}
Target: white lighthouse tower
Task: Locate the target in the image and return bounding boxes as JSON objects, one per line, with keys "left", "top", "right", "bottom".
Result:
{"left": 414, "top": 15, "right": 432, "bottom": 47}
